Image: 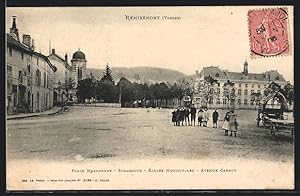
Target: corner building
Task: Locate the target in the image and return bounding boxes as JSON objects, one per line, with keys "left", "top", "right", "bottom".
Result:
{"left": 6, "top": 17, "right": 56, "bottom": 114}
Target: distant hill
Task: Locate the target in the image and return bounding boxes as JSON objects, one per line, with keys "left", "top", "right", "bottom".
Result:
{"left": 86, "top": 66, "right": 188, "bottom": 84}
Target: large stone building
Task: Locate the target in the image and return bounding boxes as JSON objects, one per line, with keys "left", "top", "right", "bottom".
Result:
{"left": 7, "top": 17, "right": 57, "bottom": 114}
{"left": 193, "top": 60, "right": 287, "bottom": 109}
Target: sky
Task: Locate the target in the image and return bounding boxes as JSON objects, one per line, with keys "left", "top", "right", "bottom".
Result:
{"left": 6, "top": 6, "right": 294, "bottom": 82}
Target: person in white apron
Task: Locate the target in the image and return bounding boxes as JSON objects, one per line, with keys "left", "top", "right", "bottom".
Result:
{"left": 222, "top": 111, "right": 230, "bottom": 135}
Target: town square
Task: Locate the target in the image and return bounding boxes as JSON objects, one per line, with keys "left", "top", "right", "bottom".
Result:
{"left": 7, "top": 107, "right": 293, "bottom": 162}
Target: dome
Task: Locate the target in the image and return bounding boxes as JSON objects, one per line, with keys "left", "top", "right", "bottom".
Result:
{"left": 72, "top": 50, "right": 86, "bottom": 60}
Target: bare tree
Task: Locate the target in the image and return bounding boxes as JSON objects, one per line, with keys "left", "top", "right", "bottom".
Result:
{"left": 223, "top": 80, "right": 236, "bottom": 109}
{"left": 197, "top": 76, "right": 219, "bottom": 108}
{"left": 251, "top": 92, "right": 262, "bottom": 110}
{"left": 63, "top": 77, "right": 76, "bottom": 100}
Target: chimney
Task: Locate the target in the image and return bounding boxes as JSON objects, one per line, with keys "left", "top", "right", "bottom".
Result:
{"left": 65, "top": 53, "right": 68, "bottom": 63}
{"left": 52, "top": 49, "right": 55, "bottom": 55}
{"left": 31, "top": 39, "right": 35, "bottom": 51}
{"left": 22, "top": 34, "right": 31, "bottom": 47}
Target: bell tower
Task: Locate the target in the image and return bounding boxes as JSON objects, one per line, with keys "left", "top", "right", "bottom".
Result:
{"left": 243, "top": 59, "right": 248, "bottom": 76}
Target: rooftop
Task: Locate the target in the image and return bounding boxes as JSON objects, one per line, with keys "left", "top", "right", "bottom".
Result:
{"left": 199, "top": 65, "right": 286, "bottom": 82}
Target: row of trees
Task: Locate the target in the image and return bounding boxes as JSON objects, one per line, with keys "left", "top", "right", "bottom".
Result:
{"left": 76, "top": 65, "right": 193, "bottom": 107}
{"left": 75, "top": 65, "right": 294, "bottom": 109}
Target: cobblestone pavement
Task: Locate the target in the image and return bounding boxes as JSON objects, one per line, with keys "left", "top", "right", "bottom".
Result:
{"left": 7, "top": 106, "right": 294, "bottom": 162}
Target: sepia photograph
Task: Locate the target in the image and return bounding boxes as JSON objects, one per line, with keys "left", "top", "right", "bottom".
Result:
{"left": 6, "top": 6, "right": 294, "bottom": 190}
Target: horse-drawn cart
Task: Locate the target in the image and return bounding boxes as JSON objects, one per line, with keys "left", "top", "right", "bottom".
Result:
{"left": 257, "top": 91, "right": 294, "bottom": 137}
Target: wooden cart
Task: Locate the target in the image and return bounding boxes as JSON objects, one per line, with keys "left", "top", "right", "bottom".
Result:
{"left": 264, "top": 117, "right": 294, "bottom": 137}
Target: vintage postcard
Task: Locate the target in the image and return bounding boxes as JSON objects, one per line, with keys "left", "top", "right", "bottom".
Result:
{"left": 6, "top": 6, "right": 294, "bottom": 190}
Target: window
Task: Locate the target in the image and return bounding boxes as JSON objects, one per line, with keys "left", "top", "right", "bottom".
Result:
{"left": 21, "top": 51, "right": 24, "bottom": 59}
{"left": 230, "top": 99, "right": 235, "bottom": 105}
{"left": 44, "top": 72, "right": 46, "bottom": 87}
{"left": 244, "top": 89, "right": 248, "bottom": 95}
{"left": 251, "top": 84, "right": 254, "bottom": 88}
{"left": 251, "top": 90, "right": 254, "bottom": 94}
{"left": 217, "top": 98, "right": 221, "bottom": 105}
{"left": 18, "top": 71, "right": 23, "bottom": 83}
{"left": 209, "top": 99, "right": 213, "bottom": 104}
{"left": 239, "top": 83, "right": 241, "bottom": 87}
{"left": 238, "top": 99, "right": 241, "bottom": 105}
{"left": 46, "top": 75, "right": 48, "bottom": 88}
{"left": 216, "top": 88, "right": 220, "bottom": 94}
{"left": 36, "top": 70, "right": 39, "bottom": 85}
{"left": 258, "top": 84, "right": 261, "bottom": 88}
{"left": 223, "top": 99, "right": 227, "bottom": 105}
{"left": 250, "top": 100, "right": 254, "bottom": 105}
{"left": 238, "top": 89, "right": 241, "bottom": 95}
{"left": 9, "top": 47, "right": 12, "bottom": 56}
{"left": 244, "top": 99, "right": 248, "bottom": 105}
{"left": 36, "top": 69, "right": 41, "bottom": 86}
{"left": 275, "top": 76, "right": 280, "bottom": 80}
{"left": 245, "top": 83, "right": 248, "bottom": 88}
{"left": 27, "top": 64, "right": 31, "bottom": 73}
{"left": 37, "top": 57, "right": 39, "bottom": 65}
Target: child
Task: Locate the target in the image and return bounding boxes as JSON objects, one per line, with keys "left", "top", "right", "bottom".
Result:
{"left": 230, "top": 118, "right": 239, "bottom": 137}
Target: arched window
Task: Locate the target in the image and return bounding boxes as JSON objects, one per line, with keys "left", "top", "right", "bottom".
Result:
{"left": 78, "top": 67, "right": 82, "bottom": 80}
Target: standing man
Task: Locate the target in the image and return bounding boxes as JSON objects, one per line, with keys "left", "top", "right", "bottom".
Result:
{"left": 184, "top": 107, "right": 191, "bottom": 126}
{"left": 212, "top": 109, "right": 219, "bottom": 128}
{"left": 190, "top": 104, "right": 197, "bottom": 126}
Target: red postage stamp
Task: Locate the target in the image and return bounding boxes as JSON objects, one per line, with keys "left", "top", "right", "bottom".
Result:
{"left": 248, "top": 8, "right": 290, "bottom": 58}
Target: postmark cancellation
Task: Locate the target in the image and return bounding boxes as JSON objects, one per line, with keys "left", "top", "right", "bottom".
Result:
{"left": 248, "top": 7, "right": 290, "bottom": 58}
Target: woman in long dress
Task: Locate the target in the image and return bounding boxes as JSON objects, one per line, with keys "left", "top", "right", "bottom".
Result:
{"left": 222, "top": 111, "right": 230, "bottom": 135}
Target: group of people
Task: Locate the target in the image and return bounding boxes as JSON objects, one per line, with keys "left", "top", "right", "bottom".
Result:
{"left": 171, "top": 105, "right": 239, "bottom": 137}
{"left": 171, "top": 105, "right": 219, "bottom": 127}
{"left": 171, "top": 106, "right": 197, "bottom": 126}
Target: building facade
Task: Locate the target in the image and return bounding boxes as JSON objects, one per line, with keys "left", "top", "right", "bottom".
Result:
{"left": 7, "top": 17, "right": 57, "bottom": 114}
{"left": 48, "top": 49, "right": 73, "bottom": 105}
{"left": 193, "top": 61, "right": 287, "bottom": 109}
